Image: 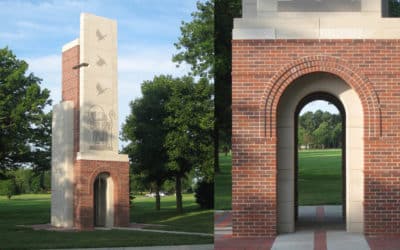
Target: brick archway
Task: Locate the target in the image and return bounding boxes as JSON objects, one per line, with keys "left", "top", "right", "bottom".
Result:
{"left": 232, "top": 39, "right": 400, "bottom": 237}
{"left": 275, "top": 72, "right": 364, "bottom": 233}
{"left": 73, "top": 160, "right": 130, "bottom": 229}
{"left": 261, "top": 56, "right": 381, "bottom": 139}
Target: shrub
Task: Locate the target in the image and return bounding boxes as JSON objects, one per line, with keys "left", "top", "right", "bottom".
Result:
{"left": 194, "top": 180, "right": 214, "bottom": 209}
{"left": 0, "top": 179, "right": 17, "bottom": 199}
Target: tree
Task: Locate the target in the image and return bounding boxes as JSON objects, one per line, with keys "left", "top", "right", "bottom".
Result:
{"left": 173, "top": 1, "right": 214, "bottom": 79}
{"left": 0, "top": 179, "right": 17, "bottom": 199}
{"left": 173, "top": 0, "right": 222, "bottom": 173}
{"left": 312, "top": 121, "right": 330, "bottom": 148}
{"left": 0, "top": 47, "right": 52, "bottom": 173}
{"left": 122, "top": 75, "right": 174, "bottom": 210}
{"left": 164, "top": 77, "right": 214, "bottom": 212}
{"left": 214, "top": 0, "right": 241, "bottom": 170}
{"left": 298, "top": 110, "right": 342, "bottom": 149}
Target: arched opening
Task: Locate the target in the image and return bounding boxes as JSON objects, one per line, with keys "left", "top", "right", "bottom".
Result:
{"left": 294, "top": 93, "right": 346, "bottom": 230}
{"left": 277, "top": 72, "right": 364, "bottom": 234}
{"left": 94, "top": 172, "right": 114, "bottom": 227}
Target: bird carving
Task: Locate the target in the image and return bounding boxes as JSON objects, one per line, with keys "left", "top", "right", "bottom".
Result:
{"left": 96, "top": 83, "right": 109, "bottom": 96}
{"left": 96, "top": 29, "right": 107, "bottom": 41}
{"left": 96, "top": 56, "right": 106, "bottom": 66}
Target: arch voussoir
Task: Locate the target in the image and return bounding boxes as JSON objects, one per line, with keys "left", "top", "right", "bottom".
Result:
{"left": 261, "top": 56, "right": 381, "bottom": 139}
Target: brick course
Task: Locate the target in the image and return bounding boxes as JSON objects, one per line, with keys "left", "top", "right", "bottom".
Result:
{"left": 232, "top": 39, "right": 400, "bottom": 237}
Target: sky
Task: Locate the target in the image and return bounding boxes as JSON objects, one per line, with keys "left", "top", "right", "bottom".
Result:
{"left": 301, "top": 100, "right": 339, "bottom": 115}
{"left": 0, "top": 0, "right": 335, "bottom": 147}
{"left": 0, "top": 0, "right": 197, "bottom": 147}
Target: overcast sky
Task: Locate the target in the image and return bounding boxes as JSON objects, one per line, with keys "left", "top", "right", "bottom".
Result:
{"left": 0, "top": 0, "right": 197, "bottom": 147}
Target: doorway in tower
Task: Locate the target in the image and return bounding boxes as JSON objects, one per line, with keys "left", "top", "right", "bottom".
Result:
{"left": 295, "top": 94, "right": 345, "bottom": 230}
{"left": 94, "top": 172, "right": 114, "bottom": 227}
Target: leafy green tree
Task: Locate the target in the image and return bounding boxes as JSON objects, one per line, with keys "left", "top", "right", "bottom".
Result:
{"left": 174, "top": 0, "right": 239, "bottom": 173}
{"left": 0, "top": 47, "right": 51, "bottom": 172}
{"left": 312, "top": 121, "right": 330, "bottom": 148}
{"left": 13, "top": 168, "right": 33, "bottom": 193}
{"left": 0, "top": 179, "right": 17, "bottom": 199}
{"left": 122, "top": 75, "right": 174, "bottom": 210}
{"left": 173, "top": 1, "right": 214, "bottom": 79}
{"left": 164, "top": 77, "right": 214, "bottom": 212}
{"left": 298, "top": 110, "right": 342, "bottom": 149}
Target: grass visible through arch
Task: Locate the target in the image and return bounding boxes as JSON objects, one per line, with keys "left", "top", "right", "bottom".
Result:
{"left": 298, "top": 149, "right": 342, "bottom": 205}
{"left": 214, "top": 149, "right": 342, "bottom": 210}
{"left": 0, "top": 194, "right": 212, "bottom": 249}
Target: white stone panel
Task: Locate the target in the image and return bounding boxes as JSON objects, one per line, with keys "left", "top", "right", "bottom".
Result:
{"left": 362, "top": 0, "right": 381, "bottom": 12}
{"left": 278, "top": 181, "right": 294, "bottom": 203}
{"left": 78, "top": 13, "right": 128, "bottom": 162}
{"left": 243, "top": 0, "right": 258, "bottom": 18}
{"left": 278, "top": 202, "right": 295, "bottom": 224}
{"left": 233, "top": 28, "right": 275, "bottom": 39}
{"left": 258, "top": 0, "right": 277, "bottom": 12}
{"left": 51, "top": 101, "right": 74, "bottom": 228}
{"left": 278, "top": 148, "right": 294, "bottom": 170}
{"left": 80, "top": 13, "right": 118, "bottom": 155}
{"left": 347, "top": 148, "right": 363, "bottom": 170}
{"left": 277, "top": 127, "right": 294, "bottom": 149}
{"left": 349, "top": 170, "right": 364, "bottom": 201}
{"left": 233, "top": 1, "right": 400, "bottom": 39}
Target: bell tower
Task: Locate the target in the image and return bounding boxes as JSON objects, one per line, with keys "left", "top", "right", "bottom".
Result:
{"left": 51, "top": 13, "right": 130, "bottom": 230}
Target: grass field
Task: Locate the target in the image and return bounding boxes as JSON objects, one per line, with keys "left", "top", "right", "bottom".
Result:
{"left": 215, "top": 149, "right": 342, "bottom": 210}
{"left": 298, "top": 149, "right": 342, "bottom": 205}
{"left": 215, "top": 154, "right": 232, "bottom": 210}
{"left": 0, "top": 194, "right": 212, "bottom": 249}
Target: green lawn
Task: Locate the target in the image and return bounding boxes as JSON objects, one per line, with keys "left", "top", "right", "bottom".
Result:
{"left": 215, "top": 149, "right": 342, "bottom": 210}
{"left": 298, "top": 149, "right": 342, "bottom": 205}
{"left": 131, "top": 194, "right": 213, "bottom": 233}
{"left": 0, "top": 194, "right": 212, "bottom": 249}
{"left": 214, "top": 154, "right": 232, "bottom": 210}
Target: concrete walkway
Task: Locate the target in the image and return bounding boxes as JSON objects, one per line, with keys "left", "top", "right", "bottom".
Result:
{"left": 52, "top": 245, "right": 213, "bottom": 250}
{"left": 215, "top": 206, "right": 400, "bottom": 250}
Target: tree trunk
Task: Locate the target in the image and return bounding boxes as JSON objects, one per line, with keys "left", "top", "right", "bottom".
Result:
{"left": 155, "top": 184, "right": 161, "bottom": 211}
{"left": 175, "top": 175, "right": 183, "bottom": 213}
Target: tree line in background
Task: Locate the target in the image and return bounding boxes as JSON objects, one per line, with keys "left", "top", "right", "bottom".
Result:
{"left": 298, "top": 110, "right": 342, "bottom": 149}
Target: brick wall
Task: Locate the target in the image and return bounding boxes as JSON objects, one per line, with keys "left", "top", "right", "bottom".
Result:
{"left": 62, "top": 46, "right": 80, "bottom": 155}
{"left": 74, "top": 160, "right": 130, "bottom": 230}
{"left": 232, "top": 39, "right": 400, "bottom": 236}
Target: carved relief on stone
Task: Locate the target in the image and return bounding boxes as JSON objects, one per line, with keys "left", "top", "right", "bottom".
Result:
{"left": 96, "top": 82, "right": 109, "bottom": 96}
{"left": 96, "top": 56, "right": 106, "bottom": 67}
{"left": 86, "top": 105, "right": 114, "bottom": 151}
{"left": 96, "top": 29, "right": 107, "bottom": 41}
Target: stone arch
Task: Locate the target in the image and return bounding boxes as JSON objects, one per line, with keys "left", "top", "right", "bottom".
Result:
{"left": 275, "top": 72, "right": 365, "bottom": 233}
{"left": 90, "top": 169, "right": 116, "bottom": 228}
{"left": 261, "top": 56, "right": 381, "bottom": 139}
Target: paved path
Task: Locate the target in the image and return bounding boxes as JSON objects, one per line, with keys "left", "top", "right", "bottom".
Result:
{"left": 215, "top": 206, "right": 400, "bottom": 250}
{"left": 52, "top": 245, "right": 213, "bottom": 250}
